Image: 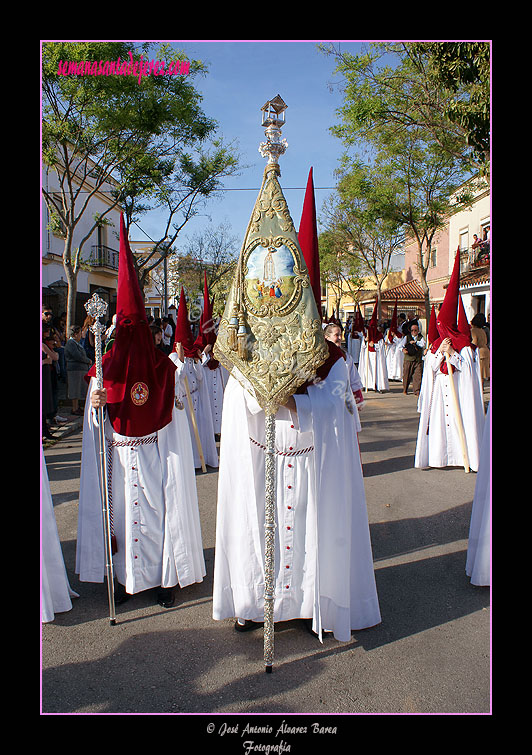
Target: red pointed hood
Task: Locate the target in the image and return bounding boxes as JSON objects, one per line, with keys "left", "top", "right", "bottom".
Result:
{"left": 174, "top": 286, "right": 198, "bottom": 358}
{"left": 427, "top": 305, "right": 438, "bottom": 345}
{"left": 458, "top": 294, "right": 475, "bottom": 349}
{"left": 86, "top": 213, "right": 177, "bottom": 437}
{"left": 387, "top": 298, "right": 398, "bottom": 342}
{"left": 351, "top": 305, "right": 365, "bottom": 337}
{"left": 201, "top": 272, "right": 218, "bottom": 348}
{"left": 432, "top": 247, "right": 471, "bottom": 354}
{"left": 298, "top": 167, "right": 322, "bottom": 318}
{"left": 115, "top": 213, "right": 146, "bottom": 326}
{"left": 197, "top": 272, "right": 220, "bottom": 369}
{"left": 368, "top": 300, "right": 382, "bottom": 341}
{"left": 193, "top": 273, "right": 210, "bottom": 352}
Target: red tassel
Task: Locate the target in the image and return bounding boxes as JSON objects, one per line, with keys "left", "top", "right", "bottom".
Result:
{"left": 439, "top": 360, "right": 455, "bottom": 375}
{"left": 111, "top": 534, "right": 118, "bottom": 555}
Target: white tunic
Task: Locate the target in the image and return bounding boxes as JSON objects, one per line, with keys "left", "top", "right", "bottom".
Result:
{"left": 170, "top": 353, "right": 219, "bottom": 469}
{"left": 345, "top": 352, "right": 363, "bottom": 432}
{"left": 213, "top": 358, "right": 381, "bottom": 642}
{"left": 359, "top": 338, "right": 389, "bottom": 391}
{"left": 42, "top": 448, "right": 79, "bottom": 622}
{"left": 414, "top": 347, "right": 485, "bottom": 471}
{"left": 76, "top": 377, "right": 206, "bottom": 595}
{"left": 201, "top": 355, "right": 226, "bottom": 435}
{"left": 347, "top": 331, "right": 363, "bottom": 365}
{"left": 386, "top": 335, "right": 406, "bottom": 380}
{"left": 466, "top": 404, "right": 491, "bottom": 586}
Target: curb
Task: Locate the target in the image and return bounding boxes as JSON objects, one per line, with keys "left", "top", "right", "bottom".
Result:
{"left": 43, "top": 403, "right": 84, "bottom": 449}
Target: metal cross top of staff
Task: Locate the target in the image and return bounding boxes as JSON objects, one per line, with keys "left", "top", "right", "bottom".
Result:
{"left": 85, "top": 292, "right": 117, "bottom": 625}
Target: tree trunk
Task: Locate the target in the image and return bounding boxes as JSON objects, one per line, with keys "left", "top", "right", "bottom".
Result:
{"left": 417, "top": 240, "right": 432, "bottom": 321}
{"left": 63, "top": 236, "right": 77, "bottom": 334}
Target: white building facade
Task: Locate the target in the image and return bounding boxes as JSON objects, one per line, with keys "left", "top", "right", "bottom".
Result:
{"left": 449, "top": 179, "right": 491, "bottom": 321}
{"left": 42, "top": 164, "right": 123, "bottom": 325}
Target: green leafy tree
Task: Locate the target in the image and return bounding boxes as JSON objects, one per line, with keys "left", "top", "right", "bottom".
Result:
{"left": 335, "top": 134, "right": 474, "bottom": 320}
{"left": 42, "top": 41, "right": 240, "bottom": 330}
{"left": 320, "top": 40, "right": 490, "bottom": 174}
{"left": 320, "top": 41, "right": 482, "bottom": 319}
{"left": 121, "top": 137, "right": 241, "bottom": 297}
{"left": 321, "top": 187, "right": 404, "bottom": 319}
{"left": 410, "top": 41, "right": 490, "bottom": 172}
{"left": 151, "top": 222, "right": 239, "bottom": 314}
{"left": 318, "top": 228, "right": 365, "bottom": 319}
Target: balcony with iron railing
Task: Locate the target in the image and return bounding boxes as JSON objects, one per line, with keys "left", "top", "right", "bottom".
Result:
{"left": 90, "top": 244, "right": 119, "bottom": 270}
{"left": 460, "top": 241, "right": 490, "bottom": 274}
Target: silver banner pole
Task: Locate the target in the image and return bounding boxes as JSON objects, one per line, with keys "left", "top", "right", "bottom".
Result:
{"left": 263, "top": 412, "right": 277, "bottom": 672}
{"left": 85, "top": 293, "right": 117, "bottom": 625}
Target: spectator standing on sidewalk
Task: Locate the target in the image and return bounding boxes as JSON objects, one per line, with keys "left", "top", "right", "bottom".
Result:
{"left": 65, "top": 325, "right": 92, "bottom": 416}
{"left": 162, "top": 316, "right": 173, "bottom": 355}
{"left": 52, "top": 313, "right": 67, "bottom": 382}
{"left": 402, "top": 323, "right": 425, "bottom": 395}
{"left": 81, "top": 315, "right": 96, "bottom": 363}
{"left": 42, "top": 322, "right": 69, "bottom": 429}
{"left": 470, "top": 313, "right": 490, "bottom": 384}
{"left": 42, "top": 326, "right": 58, "bottom": 440}
{"left": 150, "top": 323, "right": 165, "bottom": 351}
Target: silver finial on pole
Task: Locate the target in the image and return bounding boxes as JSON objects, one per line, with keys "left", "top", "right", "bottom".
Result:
{"left": 85, "top": 293, "right": 107, "bottom": 388}
{"left": 259, "top": 95, "right": 288, "bottom": 167}
{"left": 84, "top": 292, "right": 117, "bottom": 625}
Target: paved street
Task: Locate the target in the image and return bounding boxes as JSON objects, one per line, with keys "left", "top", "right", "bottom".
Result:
{"left": 41, "top": 381, "right": 491, "bottom": 719}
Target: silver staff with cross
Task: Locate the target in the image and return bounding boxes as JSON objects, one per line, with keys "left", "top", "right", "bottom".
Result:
{"left": 85, "top": 292, "right": 117, "bottom": 625}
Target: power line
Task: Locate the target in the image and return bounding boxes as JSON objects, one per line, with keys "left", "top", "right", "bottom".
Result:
{"left": 51, "top": 186, "right": 337, "bottom": 193}
{"left": 217, "top": 187, "right": 336, "bottom": 191}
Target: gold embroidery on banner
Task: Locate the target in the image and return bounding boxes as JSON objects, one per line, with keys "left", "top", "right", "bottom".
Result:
{"left": 213, "top": 166, "right": 329, "bottom": 416}
{"left": 250, "top": 175, "right": 294, "bottom": 235}
{"left": 214, "top": 314, "right": 328, "bottom": 416}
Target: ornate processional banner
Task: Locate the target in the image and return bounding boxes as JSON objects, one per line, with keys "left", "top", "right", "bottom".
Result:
{"left": 213, "top": 162, "right": 329, "bottom": 415}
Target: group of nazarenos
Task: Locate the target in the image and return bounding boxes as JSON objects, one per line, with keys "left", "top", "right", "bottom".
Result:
{"left": 42, "top": 129, "right": 490, "bottom": 665}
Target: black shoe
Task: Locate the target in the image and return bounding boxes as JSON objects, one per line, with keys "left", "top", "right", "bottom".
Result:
{"left": 115, "top": 584, "right": 131, "bottom": 605}
{"left": 234, "top": 619, "right": 263, "bottom": 632}
{"left": 157, "top": 587, "right": 176, "bottom": 608}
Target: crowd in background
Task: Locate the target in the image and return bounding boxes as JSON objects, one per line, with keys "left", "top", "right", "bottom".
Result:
{"left": 338, "top": 305, "right": 490, "bottom": 396}
{"left": 42, "top": 301, "right": 489, "bottom": 443}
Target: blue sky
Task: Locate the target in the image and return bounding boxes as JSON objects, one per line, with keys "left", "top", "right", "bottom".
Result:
{"left": 131, "top": 40, "right": 367, "bottom": 251}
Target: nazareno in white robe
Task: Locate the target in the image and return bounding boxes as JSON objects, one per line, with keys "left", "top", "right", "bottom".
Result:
{"left": 414, "top": 346, "right": 485, "bottom": 471}
{"left": 359, "top": 338, "right": 389, "bottom": 391}
{"left": 345, "top": 352, "right": 363, "bottom": 432}
{"left": 42, "top": 448, "right": 79, "bottom": 622}
{"left": 347, "top": 331, "right": 363, "bottom": 366}
{"left": 201, "top": 353, "right": 226, "bottom": 435}
{"left": 386, "top": 335, "right": 406, "bottom": 381}
{"left": 75, "top": 377, "right": 206, "bottom": 595}
{"left": 466, "top": 403, "right": 490, "bottom": 586}
{"left": 212, "top": 357, "right": 381, "bottom": 642}
{"left": 170, "top": 352, "right": 219, "bottom": 469}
